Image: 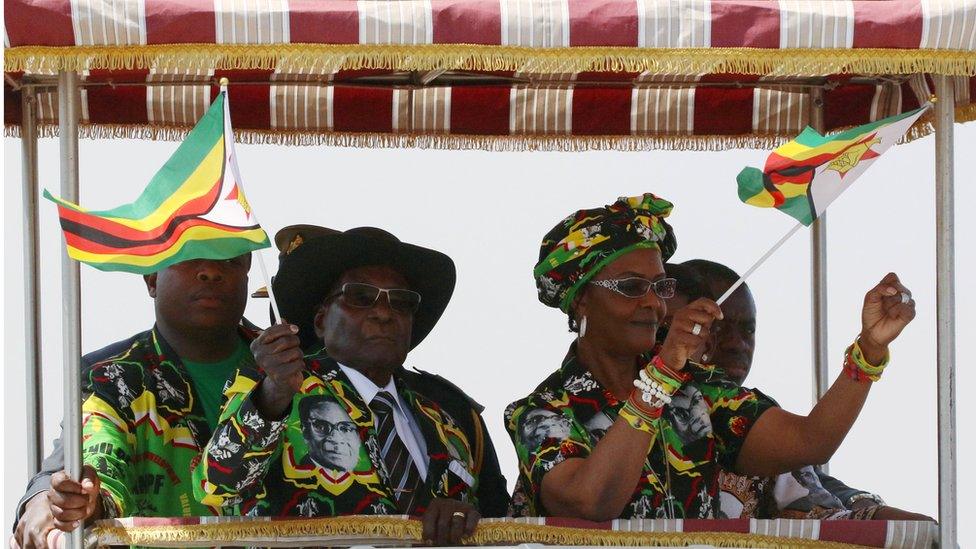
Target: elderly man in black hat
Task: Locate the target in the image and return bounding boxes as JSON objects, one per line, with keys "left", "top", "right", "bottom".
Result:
{"left": 193, "top": 226, "right": 508, "bottom": 545}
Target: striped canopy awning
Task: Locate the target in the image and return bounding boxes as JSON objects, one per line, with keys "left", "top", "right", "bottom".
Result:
{"left": 5, "top": 0, "right": 976, "bottom": 150}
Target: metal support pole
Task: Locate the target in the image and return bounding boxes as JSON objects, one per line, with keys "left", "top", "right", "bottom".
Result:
{"left": 808, "top": 88, "right": 830, "bottom": 469}
{"left": 22, "top": 88, "right": 44, "bottom": 476}
{"left": 933, "top": 75, "right": 957, "bottom": 549}
{"left": 58, "top": 70, "right": 84, "bottom": 549}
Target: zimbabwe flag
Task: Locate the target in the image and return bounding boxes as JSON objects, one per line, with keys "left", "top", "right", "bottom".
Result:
{"left": 736, "top": 105, "right": 929, "bottom": 226}
{"left": 45, "top": 91, "right": 271, "bottom": 274}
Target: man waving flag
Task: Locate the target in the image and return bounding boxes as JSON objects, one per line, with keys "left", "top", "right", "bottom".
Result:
{"left": 737, "top": 105, "right": 930, "bottom": 225}
{"left": 45, "top": 86, "right": 271, "bottom": 274}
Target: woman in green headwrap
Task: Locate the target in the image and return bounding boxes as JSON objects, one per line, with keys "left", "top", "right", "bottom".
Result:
{"left": 504, "top": 193, "right": 917, "bottom": 520}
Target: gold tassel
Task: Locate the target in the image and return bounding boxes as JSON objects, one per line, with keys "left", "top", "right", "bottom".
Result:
{"left": 2, "top": 122, "right": 789, "bottom": 151}
{"left": 91, "top": 516, "right": 875, "bottom": 548}
{"left": 473, "top": 521, "right": 871, "bottom": 548}
{"left": 5, "top": 107, "right": 973, "bottom": 152}
{"left": 94, "top": 516, "right": 423, "bottom": 546}
{"left": 5, "top": 44, "right": 976, "bottom": 77}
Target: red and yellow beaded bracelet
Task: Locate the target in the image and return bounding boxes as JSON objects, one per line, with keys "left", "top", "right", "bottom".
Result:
{"left": 843, "top": 338, "right": 889, "bottom": 382}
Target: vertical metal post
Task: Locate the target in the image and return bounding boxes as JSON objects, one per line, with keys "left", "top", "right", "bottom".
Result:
{"left": 808, "top": 87, "right": 830, "bottom": 473}
{"left": 58, "top": 70, "right": 84, "bottom": 549}
{"left": 22, "top": 87, "right": 44, "bottom": 476}
{"left": 933, "top": 75, "right": 957, "bottom": 549}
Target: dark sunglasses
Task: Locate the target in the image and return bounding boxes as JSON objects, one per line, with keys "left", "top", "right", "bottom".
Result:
{"left": 589, "top": 277, "right": 677, "bottom": 299}
{"left": 326, "top": 282, "right": 422, "bottom": 313}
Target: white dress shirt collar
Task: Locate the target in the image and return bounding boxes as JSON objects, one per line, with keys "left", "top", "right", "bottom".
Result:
{"left": 336, "top": 363, "right": 429, "bottom": 478}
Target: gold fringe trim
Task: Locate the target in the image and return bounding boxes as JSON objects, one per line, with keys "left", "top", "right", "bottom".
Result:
{"left": 473, "top": 521, "right": 871, "bottom": 548}
{"left": 5, "top": 44, "right": 976, "bottom": 76}
{"left": 906, "top": 100, "right": 976, "bottom": 141}
{"left": 93, "top": 515, "right": 423, "bottom": 546}
{"left": 91, "top": 516, "right": 877, "bottom": 548}
{"left": 3, "top": 123, "right": 791, "bottom": 152}
{"left": 6, "top": 103, "right": 974, "bottom": 152}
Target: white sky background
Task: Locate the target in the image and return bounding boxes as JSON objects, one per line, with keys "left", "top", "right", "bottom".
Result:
{"left": 3, "top": 124, "right": 974, "bottom": 544}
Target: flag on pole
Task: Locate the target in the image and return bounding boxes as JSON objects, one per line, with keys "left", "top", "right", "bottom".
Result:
{"left": 45, "top": 90, "right": 271, "bottom": 274}
{"left": 736, "top": 105, "right": 930, "bottom": 226}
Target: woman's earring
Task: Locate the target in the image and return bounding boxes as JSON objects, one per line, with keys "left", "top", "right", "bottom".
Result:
{"left": 701, "top": 353, "right": 709, "bottom": 363}
{"left": 579, "top": 315, "right": 588, "bottom": 338}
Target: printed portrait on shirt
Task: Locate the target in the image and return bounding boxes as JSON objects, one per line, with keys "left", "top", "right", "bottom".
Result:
{"left": 666, "top": 385, "right": 713, "bottom": 446}
{"left": 282, "top": 393, "right": 382, "bottom": 495}
{"left": 519, "top": 408, "right": 572, "bottom": 450}
{"left": 583, "top": 410, "right": 614, "bottom": 443}
{"left": 780, "top": 466, "right": 845, "bottom": 510}
{"left": 299, "top": 395, "right": 363, "bottom": 473}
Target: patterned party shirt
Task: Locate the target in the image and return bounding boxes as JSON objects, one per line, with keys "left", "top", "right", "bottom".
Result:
{"left": 82, "top": 327, "right": 257, "bottom": 519}
{"left": 194, "top": 349, "right": 480, "bottom": 517}
{"left": 504, "top": 347, "right": 776, "bottom": 519}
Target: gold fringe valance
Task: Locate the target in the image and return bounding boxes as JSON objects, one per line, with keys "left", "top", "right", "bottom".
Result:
{"left": 92, "top": 516, "right": 873, "bottom": 548}
{"left": 3, "top": 123, "right": 790, "bottom": 152}
{"left": 7, "top": 103, "right": 975, "bottom": 152}
{"left": 5, "top": 44, "right": 976, "bottom": 77}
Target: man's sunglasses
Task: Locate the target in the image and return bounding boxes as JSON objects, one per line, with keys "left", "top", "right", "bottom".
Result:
{"left": 326, "top": 283, "right": 422, "bottom": 313}
{"left": 589, "top": 277, "right": 677, "bottom": 299}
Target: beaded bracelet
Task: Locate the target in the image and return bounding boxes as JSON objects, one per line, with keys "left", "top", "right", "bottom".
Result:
{"left": 635, "top": 370, "right": 673, "bottom": 405}
{"left": 619, "top": 397, "right": 662, "bottom": 434}
{"left": 843, "top": 338, "right": 889, "bottom": 382}
{"left": 641, "top": 355, "right": 689, "bottom": 395}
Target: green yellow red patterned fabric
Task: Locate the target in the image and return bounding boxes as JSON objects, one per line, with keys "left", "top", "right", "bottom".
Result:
{"left": 534, "top": 193, "right": 677, "bottom": 313}
{"left": 504, "top": 347, "right": 775, "bottom": 519}
{"left": 193, "top": 349, "right": 479, "bottom": 517}
{"left": 735, "top": 106, "right": 928, "bottom": 226}
{"left": 81, "top": 327, "right": 257, "bottom": 519}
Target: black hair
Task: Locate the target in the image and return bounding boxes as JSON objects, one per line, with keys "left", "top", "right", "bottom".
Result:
{"left": 298, "top": 394, "right": 334, "bottom": 426}
{"left": 681, "top": 259, "right": 742, "bottom": 300}
{"left": 664, "top": 263, "right": 708, "bottom": 302}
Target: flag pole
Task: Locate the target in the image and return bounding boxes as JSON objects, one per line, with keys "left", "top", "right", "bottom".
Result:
{"left": 218, "top": 77, "right": 283, "bottom": 324}
{"left": 716, "top": 221, "right": 804, "bottom": 306}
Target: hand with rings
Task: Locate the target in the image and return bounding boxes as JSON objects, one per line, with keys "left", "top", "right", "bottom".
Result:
{"left": 421, "top": 498, "right": 479, "bottom": 545}
{"left": 658, "top": 298, "right": 723, "bottom": 372}
{"left": 858, "top": 273, "right": 917, "bottom": 365}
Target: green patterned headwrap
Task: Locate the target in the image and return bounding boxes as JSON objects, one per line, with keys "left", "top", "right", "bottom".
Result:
{"left": 534, "top": 193, "right": 677, "bottom": 313}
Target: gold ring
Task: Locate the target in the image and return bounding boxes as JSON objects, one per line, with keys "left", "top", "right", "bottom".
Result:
{"left": 452, "top": 511, "right": 466, "bottom": 519}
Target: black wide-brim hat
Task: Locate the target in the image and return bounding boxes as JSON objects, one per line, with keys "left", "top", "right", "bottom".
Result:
{"left": 272, "top": 226, "right": 456, "bottom": 351}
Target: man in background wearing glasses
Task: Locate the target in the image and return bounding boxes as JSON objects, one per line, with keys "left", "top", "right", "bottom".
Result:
{"left": 193, "top": 226, "right": 509, "bottom": 545}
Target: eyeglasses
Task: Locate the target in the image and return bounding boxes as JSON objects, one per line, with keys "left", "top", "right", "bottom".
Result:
{"left": 307, "top": 417, "right": 358, "bottom": 437}
{"left": 589, "top": 277, "right": 677, "bottom": 299}
{"left": 327, "top": 283, "right": 422, "bottom": 313}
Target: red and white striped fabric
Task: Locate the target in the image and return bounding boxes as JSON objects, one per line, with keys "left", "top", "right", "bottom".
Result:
{"left": 5, "top": 0, "right": 976, "bottom": 50}
{"left": 4, "top": 0, "right": 975, "bottom": 149}
{"left": 5, "top": 70, "right": 972, "bottom": 149}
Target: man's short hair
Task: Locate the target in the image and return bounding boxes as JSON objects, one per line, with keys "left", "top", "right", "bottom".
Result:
{"left": 664, "top": 263, "right": 709, "bottom": 302}
{"left": 681, "top": 259, "right": 739, "bottom": 299}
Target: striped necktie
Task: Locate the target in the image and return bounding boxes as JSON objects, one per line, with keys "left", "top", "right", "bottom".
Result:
{"left": 369, "top": 391, "right": 422, "bottom": 513}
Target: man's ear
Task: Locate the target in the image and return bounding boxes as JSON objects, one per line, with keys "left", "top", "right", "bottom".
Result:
{"left": 313, "top": 305, "right": 327, "bottom": 340}
{"left": 144, "top": 273, "right": 158, "bottom": 298}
